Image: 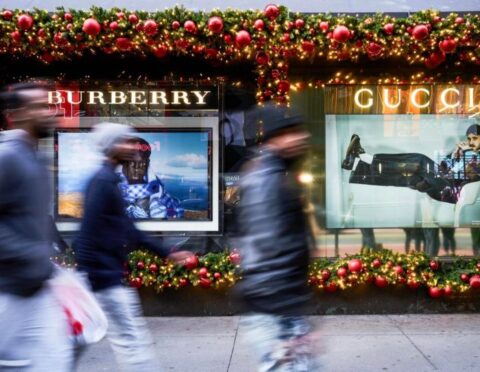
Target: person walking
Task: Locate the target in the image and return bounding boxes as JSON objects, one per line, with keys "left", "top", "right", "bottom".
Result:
{"left": 236, "top": 103, "right": 318, "bottom": 371}
{"left": 73, "top": 123, "right": 192, "bottom": 372}
{"left": 0, "top": 82, "right": 73, "bottom": 371}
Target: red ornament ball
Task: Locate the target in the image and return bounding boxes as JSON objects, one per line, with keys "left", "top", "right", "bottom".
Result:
{"left": 429, "top": 260, "right": 440, "bottom": 271}
{"left": 372, "top": 259, "right": 382, "bottom": 268}
{"left": 214, "top": 272, "right": 222, "bottom": 279}
{"left": 375, "top": 276, "right": 388, "bottom": 288}
{"left": 116, "top": 12, "right": 125, "bottom": 20}
{"left": 171, "top": 21, "right": 180, "bottom": 30}
{"left": 277, "top": 80, "right": 290, "bottom": 94}
{"left": 179, "top": 278, "right": 189, "bottom": 287}
{"left": 255, "top": 51, "right": 269, "bottom": 65}
{"left": 412, "top": 24, "right": 429, "bottom": 40}
{"left": 439, "top": 38, "right": 457, "bottom": 53}
{"left": 319, "top": 21, "right": 329, "bottom": 33}
{"left": 321, "top": 269, "right": 331, "bottom": 280}
{"left": 332, "top": 25, "right": 350, "bottom": 43}
{"left": 64, "top": 13, "right": 73, "bottom": 22}
{"left": 199, "top": 277, "right": 212, "bottom": 288}
{"left": 394, "top": 265, "right": 404, "bottom": 275}
{"left": 254, "top": 19, "right": 265, "bottom": 31}
{"left": 128, "top": 14, "right": 139, "bottom": 24}
{"left": 229, "top": 251, "right": 241, "bottom": 265}
{"left": 17, "top": 14, "right": 33, "bottom": 30}
{"left": 383, "top": 23, "right": 394, "bottom": 35}
{"left": 116, "top": 37, "right": 132, "bottom": 51}
{"left": 184, "top": 20, "right": 197, "bottom": 33}
{"left": 264, "top": 4, "right": 280, "bottom": 20}
{"left": 11, "top": 31, "right": 21, "bottom": 42}
{"left": 444, "top": 285, "right": 453, "bottom": 296}
{"left": 198, "top": 267, "right": 209, "bottom": 277}
{"left": 136, "top": 261, "right": 145, "bottom": 270}
{"left": 470, "top": 275, "right": 480, "bottom": 288}
{"left": 144, "top": 20, "right": 158, "bottom": 36}
{"left": 295, "top": 19, "right": 305, "bottom": 29}
{"left": 208, "top": 16, "right": 224, "bottom": 33}
{"left": 153, "top": 45, "right": 168, "bottom": 58}
{"left": 301, "top": 40, "right": 315, "bottom": 53}
{"left": 408, "top": 280, "right": 420, "bottom": 289}
{"left": 348, "top": 259, "right": 363, "bottom": 273}
{"left": 184, "top": 255, "right": 199, "bottom": 270}
{"left": 425, "top": 51, "right": 446, "bottom": 69}
{"left": 325, "top": 281, "right": 337, "bottom": 293}
{"left": 337, "top": 267, "right": 347, "bottom": 278}
{"left": 109, "top": 21, "right": 118, "bottom": 31}
{"left": 129, "top": 277, "right": 142, "bottom": 288}
{"left": 3, "top": 10, "right": 13, "bottom": 21}
{"left": 37, "top": 28, "right": 46, "bottom": 37}
{"left": 455, "top": 17, "right": 464, "bottom": 25}
{"left": 235, "top": 30, "right": 251, "bottom": 47}
{"left": 149, "top": 263, "right": 158, "bottom": 273}
{"left": 429, "top": 287, "right": 443, "bottom": 298}
{"left": 82, "top": 18, "right": 101, "bottom": 36}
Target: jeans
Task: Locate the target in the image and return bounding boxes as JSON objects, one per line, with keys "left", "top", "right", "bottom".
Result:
{"left": 94, "top": 286, "right": 157, "bottom": 372}
{"left": 241, "top": 314, "right": 318, "bottom": 372}
{"left": 0, "top": 286, "right": 73, "bottom": 371}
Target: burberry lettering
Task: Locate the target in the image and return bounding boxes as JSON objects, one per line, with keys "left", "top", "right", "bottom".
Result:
{"left": 48, "top": 90, "right": 212, "bottom": 106}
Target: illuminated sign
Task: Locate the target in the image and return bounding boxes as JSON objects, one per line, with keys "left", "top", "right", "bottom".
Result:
{"left": 48, "top": 90, "right": 212, "bottom": 106}
{"left": 327, "top": 85, "right": 480, "bottom": 117}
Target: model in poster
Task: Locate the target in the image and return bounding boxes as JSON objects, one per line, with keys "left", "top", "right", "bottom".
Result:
{"left": 118, "top": 136, "right": 184, "bottom": 219}
{"left": 341, "top": 124, "right": 480, "bottom": 204}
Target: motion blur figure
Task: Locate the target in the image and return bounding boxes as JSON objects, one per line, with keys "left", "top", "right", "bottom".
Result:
{"left": 73, "top": 123, "right": 193, "bottom": 372}
{"left": 0, "top": 83, "right": 73, "bottom": 371}
{"left": 236, "top": 103, "right": 318, "bottom": 371}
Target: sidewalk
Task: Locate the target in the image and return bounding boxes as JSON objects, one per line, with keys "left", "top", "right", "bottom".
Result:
{"left": 77, "top": 314, "right": 480, "bottom": 372}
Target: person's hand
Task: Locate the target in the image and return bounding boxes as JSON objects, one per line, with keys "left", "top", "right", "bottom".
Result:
{"left": 453, "top": 141, "right": 469, "bottom": 158}
{"left": 168, "top": 250, "right": 195, "bottom": 265}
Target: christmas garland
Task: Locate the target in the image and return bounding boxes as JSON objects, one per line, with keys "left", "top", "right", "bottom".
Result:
{"left": 1, "top": 5, "right": 479, "bottom": 103}
{"left": 126, "top": 248, "right": 480, "bottom": 298}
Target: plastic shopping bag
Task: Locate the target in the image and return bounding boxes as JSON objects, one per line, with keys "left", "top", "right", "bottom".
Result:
{"left": 49, "top": 267, "right": 108, "bottom": 346}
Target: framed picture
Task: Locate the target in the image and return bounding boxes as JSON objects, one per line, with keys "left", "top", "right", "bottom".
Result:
{"left": 55, "top": 117, "right": 220, "bottom": 233}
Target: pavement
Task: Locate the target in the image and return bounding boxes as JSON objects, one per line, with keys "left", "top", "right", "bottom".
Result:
{"left": 77, "top": 314, "right": 480, "bottom": 372}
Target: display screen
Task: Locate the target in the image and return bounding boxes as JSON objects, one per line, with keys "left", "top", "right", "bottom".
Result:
{"left": 56, "top": 129, "right": 212, "bottom": 222}
{"left": 326, "top": 114, "right": 480, "bottom": 228}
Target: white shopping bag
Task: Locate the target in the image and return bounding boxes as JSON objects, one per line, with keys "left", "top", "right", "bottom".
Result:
{"left": 49, "top": 267, "right": 108, "bottom": 346}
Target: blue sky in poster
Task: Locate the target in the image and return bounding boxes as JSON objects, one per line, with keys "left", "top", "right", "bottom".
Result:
{"left": 58, "top": 131, "right": 209, "bottom": 193}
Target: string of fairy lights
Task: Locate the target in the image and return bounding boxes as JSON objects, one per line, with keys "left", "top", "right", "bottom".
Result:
{"left": 1, "top": 5, "right": 479, "bottom": 104}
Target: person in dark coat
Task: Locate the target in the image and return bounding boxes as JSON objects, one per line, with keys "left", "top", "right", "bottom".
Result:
{"left": 236, "top": 103, "right": 318, "bottom": 371}
{"left": 74, "top": 123, "right": 192, "bottom": 372}
{"left": 0, "top": 82, "right": 73, "bottom": 371}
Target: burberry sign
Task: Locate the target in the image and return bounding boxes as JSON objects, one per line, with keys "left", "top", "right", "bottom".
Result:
{"left": 48, "top": 89, "right": 212, "bottom": 106}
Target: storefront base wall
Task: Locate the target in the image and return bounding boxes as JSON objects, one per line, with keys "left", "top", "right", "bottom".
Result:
{"left": 139, "top": 286, "right": 480, "bottom": 316}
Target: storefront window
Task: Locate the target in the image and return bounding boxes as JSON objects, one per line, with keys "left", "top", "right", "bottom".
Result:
{"left": 291, "top": 84, "right": 480, "bottom": 258}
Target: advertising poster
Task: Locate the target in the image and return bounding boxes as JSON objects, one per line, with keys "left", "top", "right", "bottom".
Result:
{"left": 56, "top": 124, "right": 218, "bottom": 232}
{"left": 326, "top": 114, "right": 480, "bottom": 228}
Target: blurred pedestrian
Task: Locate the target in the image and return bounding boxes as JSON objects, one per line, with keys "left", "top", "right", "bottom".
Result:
{"left": 441, "top": 227, "right": 456, "bottom": 255}
{"left": 403, "top": 228, "right": 425, "bottom": 253}
{"left": 236, "top": 103, "right": 318, "bottom": 371}
{"left": 0, "top": 82, "right": 73, "bottom": 371}
{"left": 360, "top": 228, "right": 376, "bottom": 250}
{"left": 73, "top": 123, "right": 193, "bottom": 372}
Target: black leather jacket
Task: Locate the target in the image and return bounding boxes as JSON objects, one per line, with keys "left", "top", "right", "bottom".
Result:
{"left": 236, "top": 149, "right": 311, "bottom": 315}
